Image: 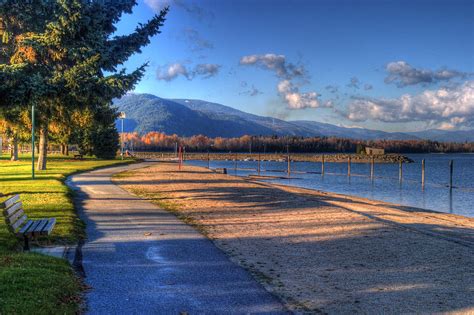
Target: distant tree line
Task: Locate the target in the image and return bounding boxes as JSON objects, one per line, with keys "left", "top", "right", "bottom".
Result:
{"left": 124, "top": 132, "right": 474, "bottom": 154}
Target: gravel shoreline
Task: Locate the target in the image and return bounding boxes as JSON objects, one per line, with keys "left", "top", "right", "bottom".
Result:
{"left": 115, "top": 162, "right": 474, "bottom": 314}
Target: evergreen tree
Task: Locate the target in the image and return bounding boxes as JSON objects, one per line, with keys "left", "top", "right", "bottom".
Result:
{"left": 0, "top": 0, "right": 168, "bottom": 169}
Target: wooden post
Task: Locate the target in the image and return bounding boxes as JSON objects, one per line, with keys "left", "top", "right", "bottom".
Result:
{"left": 207, "top": 151, "right": 210, "bottom": 169}
{"left": 321, "top": 154, "right": 325, "bottom": 176}
{"left": 421, "top": 159, "right": 425, "bottom": 187}
{"left": 287, "top": 155, "right": 291, "bottom": 177}
{"left": 348, "top": 156, "right": 351, "bottom": 176}
{"left": 234, "top": 153, "right": 237, "bottom": 171}
{"left": 449, "top": 160, "right": 454, "bottom": 189}
{"left": 178, "top": 146, "right": 182, "bottom": 171}
{"left": 258, "top": 152, "right": 261, "bottom": 175}
{"left": 370, "top": 156, "right": 374, "bottom": 179}
{"left": 399, "top": 161, "right": 403, "bottom": 182}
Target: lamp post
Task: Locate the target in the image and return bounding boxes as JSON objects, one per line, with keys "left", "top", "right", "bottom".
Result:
{"left": 31, "top": 104, "right": 35, "bottom": 179}
{"left": 119, "top": 111, "right": 126, "bottom": 160}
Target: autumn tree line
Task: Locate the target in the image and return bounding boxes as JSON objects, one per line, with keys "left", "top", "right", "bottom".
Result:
{"left": 124, "top": 132, "right": 474, "bottom": 154}
{"left": 0, "top": 1, "right": 168, "bottom": 168}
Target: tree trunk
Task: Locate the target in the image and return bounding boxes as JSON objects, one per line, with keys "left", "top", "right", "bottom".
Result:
{"left": 60, "top": 143, "right": 69, "bottom": 156}
{"left": 37, "top": 125, "right": 48, "bottom": 170}
{"left": 9, "top": 136, "right": 19, "bottom": 161}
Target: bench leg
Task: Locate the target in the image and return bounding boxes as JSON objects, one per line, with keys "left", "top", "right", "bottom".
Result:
{"left": 23, "top": 237, "right": 30, "bottom": 251}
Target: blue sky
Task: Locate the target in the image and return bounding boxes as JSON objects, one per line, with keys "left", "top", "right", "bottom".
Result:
{"left": 117, "top": 0, "right": 474, "bottom": 132}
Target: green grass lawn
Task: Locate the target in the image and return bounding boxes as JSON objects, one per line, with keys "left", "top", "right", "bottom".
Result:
{"left": 0, "top": 154, "right": 134, "bottom": 314}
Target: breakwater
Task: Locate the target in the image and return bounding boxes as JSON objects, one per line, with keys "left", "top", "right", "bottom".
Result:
{"left": 133, "top": 151, "right": 413, "bottom": 163}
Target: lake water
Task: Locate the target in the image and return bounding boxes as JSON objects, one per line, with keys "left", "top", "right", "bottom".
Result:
{"left": 187, "top": 154, "right": 474, "bottom": 217}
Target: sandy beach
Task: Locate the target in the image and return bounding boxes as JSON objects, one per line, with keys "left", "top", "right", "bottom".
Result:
{"left": 114, "top": 162, "right": 474, "bottom": 314}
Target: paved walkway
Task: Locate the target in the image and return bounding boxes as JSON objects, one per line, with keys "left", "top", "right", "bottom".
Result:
{"left": 66, "top": 162, "right": 287, "bottom": 315}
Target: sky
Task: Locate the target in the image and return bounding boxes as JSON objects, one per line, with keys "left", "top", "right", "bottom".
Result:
{"left": 116, "top": 0, "right": 474, "bottom": 132}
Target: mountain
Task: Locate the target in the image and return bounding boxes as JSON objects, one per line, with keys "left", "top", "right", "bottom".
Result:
{"left": 114, "top": 93, "right": 473, "bottom": 142}
{"left": 406, "top": 129, "right": 474, "bottom": 142}
{"left": 114, "top": 94, "right": 317, "bottom": 137}
{"left": 290, "top": 120, "right": 420, "bottom": 141}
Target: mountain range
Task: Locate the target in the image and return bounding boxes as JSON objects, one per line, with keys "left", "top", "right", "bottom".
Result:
{"left": 113, "top": 93, "right": 474, "bottom": 142}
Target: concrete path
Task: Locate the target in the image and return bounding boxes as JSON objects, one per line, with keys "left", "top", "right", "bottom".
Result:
{"left": 66, "top": 162, "right": 287, "bottom": 315}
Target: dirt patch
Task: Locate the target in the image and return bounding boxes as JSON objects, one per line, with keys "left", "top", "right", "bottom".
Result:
{"left": 115, "top": 162, "right": 474, "bottom": 314}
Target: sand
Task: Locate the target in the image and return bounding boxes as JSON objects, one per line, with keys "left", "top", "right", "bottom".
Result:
{"left": 114, "top": 162, "right": 474, "bottom": 314}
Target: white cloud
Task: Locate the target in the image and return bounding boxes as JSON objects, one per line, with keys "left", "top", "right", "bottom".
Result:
{"left": 157, "top": 63, "right": 190, "bottom": 81}
{"left": 240, "top": 53, "right": 325, "bottom": 110}
{"left": 346, "top": 80, "right": 474, "bottom": 129}
{"left": 277, "top": 80, "right": 327, "bottom": 110}
{"left": 157, "top": 62, "right": 220, "bottom": 81}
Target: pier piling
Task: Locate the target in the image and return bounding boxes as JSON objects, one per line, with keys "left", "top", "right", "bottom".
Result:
{"left": 449, "top": 160, "right": 454, "bottom": 189}
{"left": 321, "top": 154, "right": 325, "bottom": 176}
{"left": 370, "top": 156, "right": 374, "bottom": 179}
{"left": 258, "top": 153, "right": 261, "bottom": 175}
{"left": 399, "top": 161, "right": 403, "bottom": 183}
{"left": 287, "top": 155, "right": 291, "bottom": 177}
{"left": 421, "top": 159, "right": 425, "bottom": 187}
{"left": 348, "top": 156, "right": 351, "bottom": 176}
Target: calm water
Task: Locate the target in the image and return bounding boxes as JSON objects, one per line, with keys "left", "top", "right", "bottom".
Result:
{"left": 187, "top": 154, "right": 474, "bottom": 217}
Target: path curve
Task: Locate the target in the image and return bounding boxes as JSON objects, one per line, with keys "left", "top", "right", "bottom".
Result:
{"left": 66, "top": 162, "right": 287, "bottom": 314}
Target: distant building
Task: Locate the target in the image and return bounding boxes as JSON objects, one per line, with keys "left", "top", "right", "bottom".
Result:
{"left": 365, "top": 147, "right": 385, "bottom": 155}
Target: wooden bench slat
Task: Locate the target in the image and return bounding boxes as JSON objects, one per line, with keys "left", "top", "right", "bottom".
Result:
{"left": 7, "top": 209, "right": 24, "bottom": 224}
{"left": 11, "top": 215, "right": 27, "bottom": 231}
{"left": 3, "top": 201, "right": 22, "bottom": 217}
{"left": 17, "top": 220, "right": 34, "bottom": 236}
{"left": 33, "top": 219, "right": 49, "bottom": 237}
{"left": 41, "top": 218, "right": 56, "bottom": 236}
{"left": 1, "top": 195, "right": 20, "bottom": 209}
{"left": 24, "top": 220, "right": 42, "bottom": 236}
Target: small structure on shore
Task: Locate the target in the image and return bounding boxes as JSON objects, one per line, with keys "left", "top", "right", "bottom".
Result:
{"left": 365, "top": 147, "right": 385, "bottom": 155}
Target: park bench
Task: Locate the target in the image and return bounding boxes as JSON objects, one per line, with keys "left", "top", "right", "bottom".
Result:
{"left": 1, "top": 195, "right": 56, "bottom": 250}
{"left": 74, "top": 154, "right": 83, "bottom": 160}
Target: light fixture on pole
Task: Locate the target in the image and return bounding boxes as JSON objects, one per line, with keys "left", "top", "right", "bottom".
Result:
{"left": 31, "top": 104, "right": 35, "bottom": 179}
{"left": 118, "top": 112, "right": 126, "bottom": 160}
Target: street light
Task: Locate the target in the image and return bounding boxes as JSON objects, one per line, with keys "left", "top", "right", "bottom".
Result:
{"left": 31, "top": 104, "right": 35, "bottom": 179}
{"left": 118, "top": 111, "right": 126, "bottom": 159}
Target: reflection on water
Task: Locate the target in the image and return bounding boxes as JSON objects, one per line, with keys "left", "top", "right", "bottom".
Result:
{"left": 187, "top": 153, "right": 474, "bottom": 217}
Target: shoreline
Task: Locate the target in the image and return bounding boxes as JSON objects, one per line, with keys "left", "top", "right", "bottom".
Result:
{"left": 257, "top": 177, "right": 471, "bottom": 220}
{"left": 115, "top": 162, "right": 474, "bottom": 313}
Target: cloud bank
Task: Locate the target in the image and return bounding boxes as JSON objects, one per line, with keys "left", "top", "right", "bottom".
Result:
{"left": 157, "top": 63, "right": 220, "bottom": 81}
{"left": 240, "top": 54, "right": 306, "bottom": 80}
{"left": 385, "top": 61, "right": 468, "bottom": 87}
{"left": 346, "top": 80, "right": 474, "bottom": 129}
